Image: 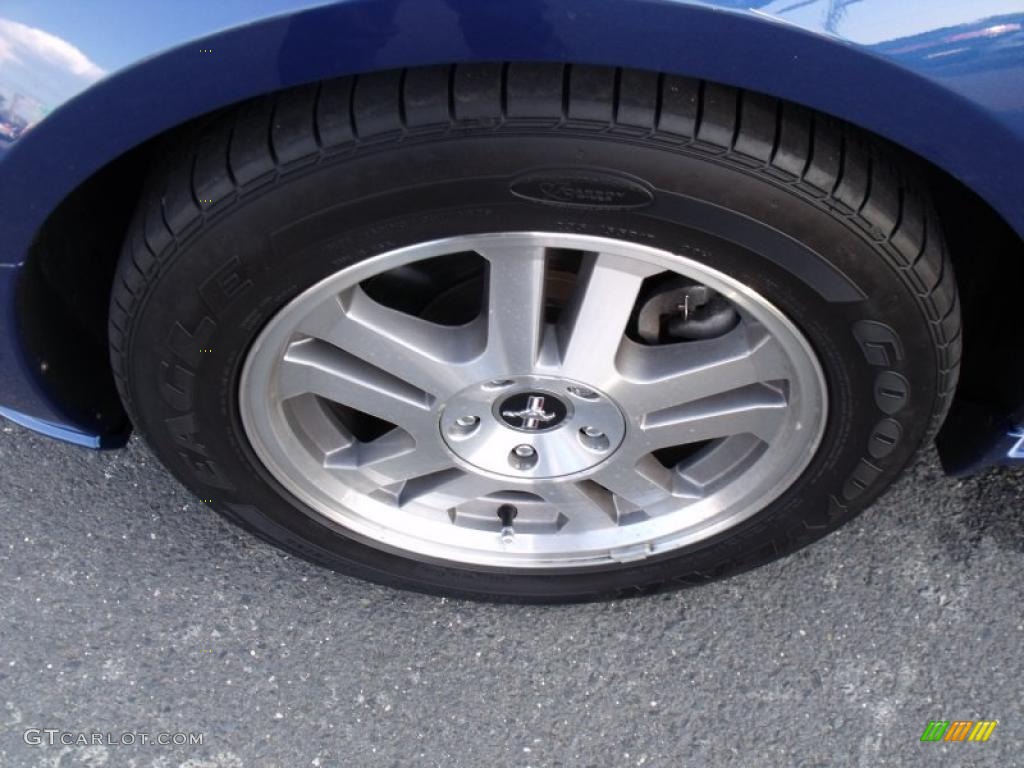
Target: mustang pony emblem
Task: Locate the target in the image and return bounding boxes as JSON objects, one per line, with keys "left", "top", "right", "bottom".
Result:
{"left": 502, "top": 395, "right": 557, "bottom": 430}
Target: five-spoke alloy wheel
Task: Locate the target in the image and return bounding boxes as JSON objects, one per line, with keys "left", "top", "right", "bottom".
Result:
{"left": 240, "top": 234, "right": 827, "bottom": 568}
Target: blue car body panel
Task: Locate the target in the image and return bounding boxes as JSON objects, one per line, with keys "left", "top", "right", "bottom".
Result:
{"left": 1, "top": 0, "right": 1023, "bottom": 463}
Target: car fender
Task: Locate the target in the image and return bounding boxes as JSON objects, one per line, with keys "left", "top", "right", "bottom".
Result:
{"left": 1, "top": 0, "right": 1022, "bottom": 436}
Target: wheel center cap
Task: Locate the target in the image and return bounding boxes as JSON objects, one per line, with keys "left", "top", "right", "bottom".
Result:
{"left": 498, "top": 391, "right": 569, "bottom": 431}
{"left": 440, "top": 375, "right": 626, "bottom": 480}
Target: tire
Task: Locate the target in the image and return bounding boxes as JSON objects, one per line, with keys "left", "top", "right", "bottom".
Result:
{"left": 109, "top": 63, "right": 961, "bottom": 602}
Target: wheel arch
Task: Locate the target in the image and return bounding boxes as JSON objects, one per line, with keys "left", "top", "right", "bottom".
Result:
{"left": 4, "top": 0, "right": 1023, "bottom": 457}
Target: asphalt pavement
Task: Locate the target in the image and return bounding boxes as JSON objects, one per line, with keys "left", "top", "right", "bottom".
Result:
{"left": 1, "top": 420, "right": 1021, "bottom": 767}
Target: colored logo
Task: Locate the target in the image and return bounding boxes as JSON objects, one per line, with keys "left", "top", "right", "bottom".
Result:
{"left": 920, "top": 720, "right": 997, "bottom": 742}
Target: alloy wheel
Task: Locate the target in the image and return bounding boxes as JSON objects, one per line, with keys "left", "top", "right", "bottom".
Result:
{"left": 239, "top": 233, "right": 827, "bottom": 568}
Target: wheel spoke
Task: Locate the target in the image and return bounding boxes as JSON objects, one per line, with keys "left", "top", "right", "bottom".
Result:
{"left": 396, "top": 468, "right": 510, "bottom": 508}
{"left": 295, "top": 287, "right": 485, "bottom": 400}
{"left": 537, "top": 482, "right": 620, "bottom": 532}
{"left": 639, "top": 383, "right": 788, "bottom": 448}
{"left": 278, "top": 337, "right": 436, "bottom": 437}
{"left": 613, "top": 326, "right": 790, "bottom": 414}
{"left": 555, "top": 251, "right": 661, "bottom": 384}
{"left": 359, "top": 445, "right": 454, "bottom": 484}
{"left": 478, "top": 243, "right": 548, "bottom": 372}
{"left": 326, "top": 430, "right": 454, "bottom": 485}
{"left": 588, "top": 455, "right": 676, "bottom": 510}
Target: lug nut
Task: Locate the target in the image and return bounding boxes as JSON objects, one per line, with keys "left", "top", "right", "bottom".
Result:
{"left": 508, "top": 444, "right": 539, "bottom": 470}
{"left": 448, "top": 414, "right": 481, "bottom": 440}
{"left": 567, "top": 385, "right": 599, "bottom": 400}
{"left": 579, "top": 426, "right": 611, "bottom": 452}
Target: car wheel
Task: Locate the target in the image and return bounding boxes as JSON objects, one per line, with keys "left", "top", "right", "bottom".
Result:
{"left": 109, "top": 64, "right": 960, "bottom": 601}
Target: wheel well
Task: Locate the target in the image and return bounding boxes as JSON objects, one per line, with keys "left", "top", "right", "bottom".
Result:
{"left": 16, "top": 67, "right": 1024, "bottom": 449}
{"left": 17, "top": 137, "right": 154, "bottom": 438}
{"left": 925, "top": 164, "right": 1024, "bottom": 470}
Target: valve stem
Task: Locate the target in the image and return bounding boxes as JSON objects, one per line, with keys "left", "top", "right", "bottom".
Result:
{"left": 497, "top": 504, "right": 518, "bottom": 544}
